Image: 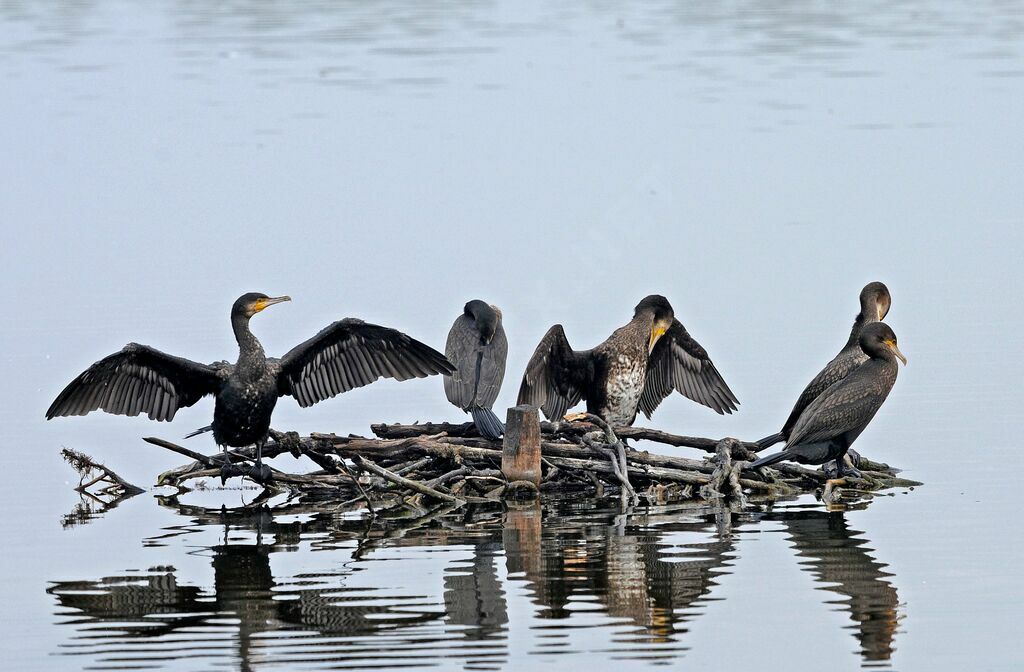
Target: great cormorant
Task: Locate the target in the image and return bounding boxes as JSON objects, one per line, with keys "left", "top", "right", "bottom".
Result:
{"left": 756, "top": 282, "right": 891, "bottom": 450}
{"left": 517, "top": 295, "right": 738, "bottom": 426}
{"left": 46, "top": 293, "right": 455, "bottom": 482}
{"left": 749, "top": 322, "right": 906, "bottom": 476}
{"left": 443, "top": 300, "right": 508, "bottom": 439}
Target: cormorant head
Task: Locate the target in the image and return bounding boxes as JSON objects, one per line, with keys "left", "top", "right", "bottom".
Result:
{"left": 464, "top": 299, "right": 500, "bottom": 344}
{"left": 634, "top": 295, "right": 674, "bottom": 353}
{"left": 860, "top": 322, "right": 907, "bottom": 365}
{"left": 860, "top": 282, "right": 891, "bottom": 322}
{"left": 232, "top": 292, "right": 291, "bottom": 319}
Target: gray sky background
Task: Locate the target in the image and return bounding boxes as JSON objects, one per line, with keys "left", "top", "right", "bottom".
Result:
{"left": 1, "top": 2, "right": 1022, "bottom": 669}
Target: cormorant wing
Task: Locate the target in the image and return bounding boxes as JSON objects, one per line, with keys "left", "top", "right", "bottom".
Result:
{"left": 639, "top": 319, "right": 739, "bottom": 418}
{"left": 278, "top": 318, "right": 455, "bottom": 407}
{"left": 517, "top": 324, "right": 591, "bottom": 420}
{"left": 786, "top": 366, "right": 889, "bottom": 447}
{"left": 46, "top": 343, "right": 226, "bottom": 421}
{"left": 443, "top": 316, "right": 508, "bottom": 410}
{"left": 780, "top": 345, "right": 868, "bottom": 436}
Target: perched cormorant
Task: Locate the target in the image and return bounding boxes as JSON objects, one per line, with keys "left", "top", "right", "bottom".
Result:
{"left": 749, "top": 322, "right": 906, "bottom": 476}
{"left": 46, "top": 293, "right": 455, "bottom": 482}
{"left": 517, "top": 295, "right": 738, "bottom": 426}
{"left": 443, "top": 300, "right": 508, "bottom": 439}
{"left": 756, "top": 282, "right": 891, "bottom": 450}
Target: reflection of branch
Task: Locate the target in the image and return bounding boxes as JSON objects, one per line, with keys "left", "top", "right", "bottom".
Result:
{"left": 60, "top": 448, "right": 144, "bottom": 528}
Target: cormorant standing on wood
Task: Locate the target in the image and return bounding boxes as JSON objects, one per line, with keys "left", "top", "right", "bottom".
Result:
{"left": 46, "top": 293, "right": 454, "bottom": 482}
{"left": 749, "top": 322, "right": 906, "bottom": 476}
{"left": 756, "top": 282, "right": 892, "bottom": 450}
{"left": 517, "top": 295, "right": 738, "bottom": 427}
{"left": 443, "top": 300, "right": 508, "bottom": 439}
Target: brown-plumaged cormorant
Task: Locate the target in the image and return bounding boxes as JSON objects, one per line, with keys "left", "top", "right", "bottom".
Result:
{"left": 517, "top": 295, "right": 738, "bottom": 426}
{"left": 46, "top": 293, "right": 455, "bottom": 482}
{"left": 443, "top": 300, "right": 508, "bottom": 439}
{"left": 756, "top": 282, "right": 891, "bottom": 450}
{"left": 749, "top": 322, "right": 905, "bottom": 476}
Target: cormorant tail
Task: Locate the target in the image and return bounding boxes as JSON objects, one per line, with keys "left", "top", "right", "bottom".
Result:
{"left": 184, "top": 424, "right": 213, "bottom": 439}
{"left": 755, "top": 432, "right": 785, "bottom": 450}
{"left": 749, "top": 450, "right": 791, "bottom": 469}
{"left": 471, "top": 406, "right": 505, "bottom": 439}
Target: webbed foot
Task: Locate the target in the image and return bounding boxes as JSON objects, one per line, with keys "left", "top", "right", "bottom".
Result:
{"left": 846, "top": 448, "right": 862, "bottom": 469}
{"left": 838, "top": 454, "right": 862, "bottom": 479}
{"left": 248, "top": 461, "right": 274, "bottom": 485}
{"left": 220, "top": 462, "right": 247, "bottom": 485}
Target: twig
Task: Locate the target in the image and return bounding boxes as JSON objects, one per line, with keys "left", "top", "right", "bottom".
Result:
{"left": 353, "top": 456, "right": 467, "bottom": 506}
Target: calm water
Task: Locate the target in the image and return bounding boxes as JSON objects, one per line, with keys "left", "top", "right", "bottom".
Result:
{"left": 2, "top": 1, "right": 1023, "bottom": 670}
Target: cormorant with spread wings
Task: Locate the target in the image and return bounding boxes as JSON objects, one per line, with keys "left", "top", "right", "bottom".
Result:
{"left": 46, "top": 293, "right": 454, "bottom": 482}
{"left": 517, "top": 295, "right": 738, "bottom": 427}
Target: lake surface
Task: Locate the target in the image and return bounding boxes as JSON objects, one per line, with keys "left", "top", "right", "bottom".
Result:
{"left": 2, "top": 1, "right": 1022, "bottom": 670}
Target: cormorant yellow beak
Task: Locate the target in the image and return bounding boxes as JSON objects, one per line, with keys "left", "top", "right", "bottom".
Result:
{"left": 885, "top": 339, "right": 907, "bottom": 365}
{"left": 253, "top": 296, "right": 291, "bottom": 313}
{"left": 649, "top": 325, "right": 667, "bottom": 354}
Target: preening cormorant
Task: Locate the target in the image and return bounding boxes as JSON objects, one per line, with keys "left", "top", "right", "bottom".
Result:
{"left": 756, "top": 282, "right": 891, "bottom": 450}
{"left": 443, "top": 300, "right": 508, "bottom": 439}
{"left": 749, "top": 322, "right": 906, "bottom": 476}
{"left": 46, "top": 293, "right": 455, "bottom": 482}
{"left": 517, "top": 295, "right": 738, "bottom": 427}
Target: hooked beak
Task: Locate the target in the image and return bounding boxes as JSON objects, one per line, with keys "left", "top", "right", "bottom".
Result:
{"left": 254, "top": 295, "right": 291, "bottom": 313}
{"left": 648, "top": 325, "right": 667, "bottom": 354}
{"left": 887, "top": 340, "right": 907, "bottom": 365}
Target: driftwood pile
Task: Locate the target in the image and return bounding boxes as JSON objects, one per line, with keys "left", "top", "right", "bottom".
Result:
{"left": 127, "top": 406, "right": 920, "bottom": 510}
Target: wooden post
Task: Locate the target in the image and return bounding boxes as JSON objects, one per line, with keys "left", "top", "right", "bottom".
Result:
{"left": 502, "top": 405, "right": 542, "bottom": 487}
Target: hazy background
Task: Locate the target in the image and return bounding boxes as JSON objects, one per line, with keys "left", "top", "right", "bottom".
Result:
{"left": 1, "top": 1, "right": 1022, "bottom": 669}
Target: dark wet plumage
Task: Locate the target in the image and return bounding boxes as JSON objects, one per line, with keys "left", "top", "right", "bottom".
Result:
{"left": 46, "top": 293, "right": 455, "bottom": 481}
{"left": 517, "top": 295, "right": 738, "bottom": 426}
{"left": 756, "top": 282, "right": 891, "bottom": 449}
{"left": 443, "top": 300, "right": 508, "bottom": 439}
{"left": 749, "top": 322, "right": 905, "bottom": 474}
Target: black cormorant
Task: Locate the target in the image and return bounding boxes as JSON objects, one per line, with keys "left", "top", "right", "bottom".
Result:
{"left": 517, "top": 295, "right": 738, "bottom": 426}
{"left": 46, "top": 293, "right": 455, "bottom": 482}
{"left": 749, "top": 322, "right": 905, "bottom": 476}
{"left": 756, "top": 282, "right": 891, "bottom": 450}
{"left": 443, "top": 300, "right": 508, "bottom": 439}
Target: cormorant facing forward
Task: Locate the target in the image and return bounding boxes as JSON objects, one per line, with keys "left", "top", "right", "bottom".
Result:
{"left": 517, "top": 295, "right": 738, "bottom": 427}
{"left": 46, "top": 293, "right": 455, "bottom": 482}
{"left": 749, "top": 322, "right": 906, "bottom": 476}
{"left": 443, "top": 300, "right": 508, "bottom": 439}
{"left": 756, "top": 282, "right": 891, "bottom": 450}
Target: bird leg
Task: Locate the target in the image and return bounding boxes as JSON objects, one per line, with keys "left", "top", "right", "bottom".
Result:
{"left": 247, "top": 438, "right": 274, "bottom": 485}
{"left": 218, "top": 445, "right": 245, "bottom": 485}
{"left": 823, "top": 451, "right": 862, "bottom": 480}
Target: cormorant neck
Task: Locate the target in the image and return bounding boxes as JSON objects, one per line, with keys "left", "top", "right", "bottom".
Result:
{"left": 232, "top": 313, "right": 266, "bottom": 371}
{"left": 846, "top": 309, "right": 878, "bottom": 348}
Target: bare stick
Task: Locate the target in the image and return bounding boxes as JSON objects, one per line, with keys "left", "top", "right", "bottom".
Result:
{"left": 61, "top": 448, "right": 145, "bottom": 496}
{"left": 353, "top": 456, "right": 467, "bottom": 506}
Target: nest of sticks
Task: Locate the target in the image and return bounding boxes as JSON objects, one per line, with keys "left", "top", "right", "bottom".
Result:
{"left": 131, "top": 411, "right": 920, "bottom": 511}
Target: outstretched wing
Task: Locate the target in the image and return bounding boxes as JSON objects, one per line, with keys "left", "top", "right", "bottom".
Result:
{"left": 278, "top": 318, "right": 455, "bottom": 407}
{"left": 46, "top": 343, "right": 224, "bottom": 421}
{"left": 517, "top": 324, "right": 591, "bottom": 420}
{"left": 639, "top": 319, "right": 739, "bottom": 418}
{"left": 443, "top": 316, "right": 508, "bottom": 410}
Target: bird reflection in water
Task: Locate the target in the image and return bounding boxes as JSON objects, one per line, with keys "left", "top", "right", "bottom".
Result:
{"left": 766, "top": 508, "right": 903, "bottom": 663}
{"left": 48, "top": 498, "right": 902, "bottom": 670}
